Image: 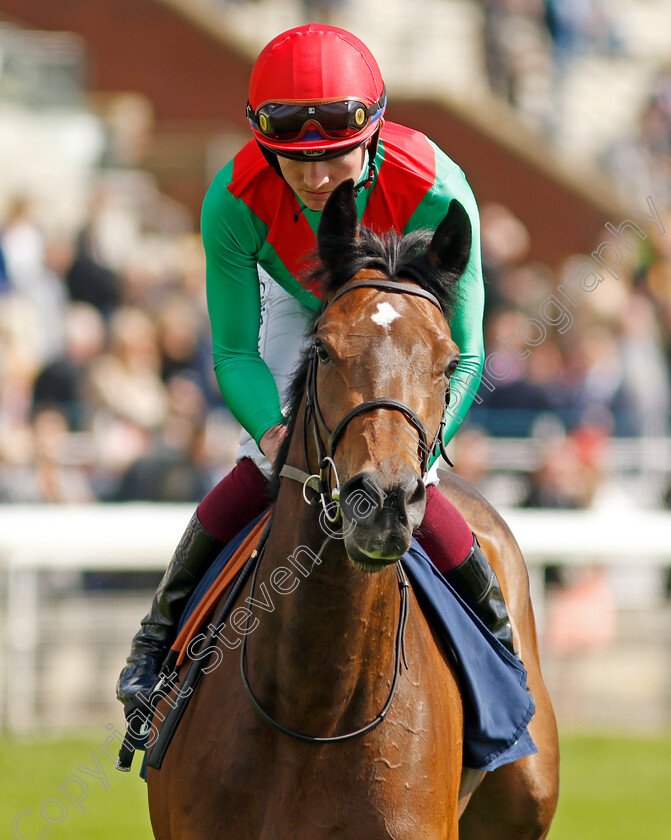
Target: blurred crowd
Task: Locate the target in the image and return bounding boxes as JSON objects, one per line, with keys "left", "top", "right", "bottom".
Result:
{"left": 475, "top": 1, "right": 671, "bottom": 206}
{"left": 2, "top": 174, "right": 670, "bottom": 512}
{"left": 478, "top": 0, "right": 623, "bottom": 122}
{"left": 602, "top": 63, "right": 671, "bottom": 209}
{"left": 2, "top": 2, "right": 671, "bottom": 516}
{"left": 468, "top": 0, "right": 671, "bottom": 517}
{"left": 472, "top": 199, "right": 671, "bottom": 440}
{"left": 459, "top": 194, "right": 671, "bottom": 513}
{"left": 0, "top": 187, "right": 239, "bottom": 505}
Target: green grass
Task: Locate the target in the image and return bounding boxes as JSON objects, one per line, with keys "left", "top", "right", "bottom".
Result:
{"left": 2, "top": 730, "right": 670, "bottom": 838}
{"left": 550, "top": 732, "right": 671, "bottom": 840}
{"left": 2, "top": 730, "right": 153, "bottom": 839}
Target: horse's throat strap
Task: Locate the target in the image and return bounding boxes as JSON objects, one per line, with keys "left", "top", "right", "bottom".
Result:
{"left": 280, "top": 464, "right": 320, "bottom": 493}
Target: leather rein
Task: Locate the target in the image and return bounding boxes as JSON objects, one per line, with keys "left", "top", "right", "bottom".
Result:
{"left": 241, "top": 277, "right": 451, "bottom": 744}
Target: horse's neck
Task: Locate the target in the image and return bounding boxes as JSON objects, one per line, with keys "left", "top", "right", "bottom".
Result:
{"left": 246, "top": 436, "right": 400, "bottom": 735}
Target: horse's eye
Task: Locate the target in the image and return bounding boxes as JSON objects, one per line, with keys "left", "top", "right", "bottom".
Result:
{"left": 315, "top": 342, "right": 331, "bottom": 364}
{"left": 445, "top": 358, "right": 459, "bottom": 376}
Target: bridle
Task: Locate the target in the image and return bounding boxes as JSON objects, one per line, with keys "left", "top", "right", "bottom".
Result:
{"left": 239, "top": 277, "right": 455, "bottom": 744}
{"left": 283, "top": 276, "right": 454, "bottom": 523}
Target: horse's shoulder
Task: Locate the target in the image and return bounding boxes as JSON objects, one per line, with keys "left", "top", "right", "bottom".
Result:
{"left": 436, "top": 470, "right": 530, "bottom": 608}
{"left": 436, "top": 470, "right": 512, "bottom": 541}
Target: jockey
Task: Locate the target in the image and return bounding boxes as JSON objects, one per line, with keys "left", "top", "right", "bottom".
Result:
{"left": 117, "top": 23, "right": 516, "bottom": 712}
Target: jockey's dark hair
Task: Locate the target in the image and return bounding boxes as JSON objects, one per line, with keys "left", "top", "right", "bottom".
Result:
{"left": 269, "top": 225, "right": 464, "bottom": 496}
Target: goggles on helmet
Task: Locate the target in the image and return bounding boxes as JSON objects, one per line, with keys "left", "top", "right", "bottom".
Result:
{"left": 247, "top": 88, "right": 386, "bottom": 145}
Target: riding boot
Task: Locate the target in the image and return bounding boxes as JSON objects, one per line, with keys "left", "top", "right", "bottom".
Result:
{"left": 116, "top": 512, "right": 225, "bottom": 706}
{"left": 444, "top": 536, "right": 518, "bottom": 657}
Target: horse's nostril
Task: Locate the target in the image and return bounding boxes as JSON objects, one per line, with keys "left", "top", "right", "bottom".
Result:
{"left": 407, "top": 477, "right": 427, "bottom": 508}
{"left": 341, "top": 470, "right": 425, "bottom": 528}
{"left": 406, "top": 478, "right": 427, "bottom": 530}
{"left": 340, "top": 473, "right": 384, "bottom": 524}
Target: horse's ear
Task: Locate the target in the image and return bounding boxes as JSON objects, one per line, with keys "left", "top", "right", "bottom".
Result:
{"left": 317, "top": 179, "right": 358, "bottom": 263}
{"left": 426, "top": 199, "right": 472, "bottom": 278}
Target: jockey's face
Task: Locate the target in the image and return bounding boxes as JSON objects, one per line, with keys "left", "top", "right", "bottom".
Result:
{"left": 277, "top": 144, "right": 367, "bottom": 211}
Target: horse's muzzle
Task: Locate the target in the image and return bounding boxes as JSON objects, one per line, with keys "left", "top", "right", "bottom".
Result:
{"left": 339, "top": 470, "right": 426, "bottom": 570}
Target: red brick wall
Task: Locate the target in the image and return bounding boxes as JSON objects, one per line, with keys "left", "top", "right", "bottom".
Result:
{"left": 0, "top": 0, "right": 251, "bottom": 124}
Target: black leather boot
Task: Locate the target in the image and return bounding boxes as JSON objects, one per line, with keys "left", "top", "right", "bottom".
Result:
{"left": 444, "top": 536, "right": 517, "bottom": 657}
{"left": 116, "top": 512, "right": 224, "bottom": 706}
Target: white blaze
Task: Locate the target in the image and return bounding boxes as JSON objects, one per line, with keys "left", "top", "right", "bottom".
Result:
{"left": 371, "top": 301, "right": 401, "bottom": 328}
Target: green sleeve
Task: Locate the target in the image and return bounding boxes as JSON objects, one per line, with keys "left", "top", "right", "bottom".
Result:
{"left": 201, "top": 167, "right": 285, "bottom": 445}
{"left": 437, "top": 164, "right": 485, "bottom": 445}
{"left": 404, "top": 149, "right": 485, "bottom": 455}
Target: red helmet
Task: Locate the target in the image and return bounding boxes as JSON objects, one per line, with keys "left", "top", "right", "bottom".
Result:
{"left": 247, "top": 24, "right": 386, "bottom": 159}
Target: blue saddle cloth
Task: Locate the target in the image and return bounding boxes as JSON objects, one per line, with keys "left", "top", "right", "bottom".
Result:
{"left": 166, "top": 513, "right": 537, "bottom": 773}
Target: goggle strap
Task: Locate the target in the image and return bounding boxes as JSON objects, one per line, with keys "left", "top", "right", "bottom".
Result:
{"left": 354, "top": 125, "right": 381, "bottom": 195}
{"left": 247, "top": 88, "right": 386, "bottom": 137}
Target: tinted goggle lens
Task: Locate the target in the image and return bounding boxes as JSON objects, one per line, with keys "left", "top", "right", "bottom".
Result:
{"left": 248, "top": 93, "right": 385, "bottom": 142}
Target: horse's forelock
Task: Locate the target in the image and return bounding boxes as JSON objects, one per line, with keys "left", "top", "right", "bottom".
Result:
{"left": 308, "top": 227, "right": 459, "bottom": 316}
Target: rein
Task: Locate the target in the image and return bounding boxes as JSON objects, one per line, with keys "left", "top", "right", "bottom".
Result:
{"left": 240, "top": 535, "right": 410, "bottom": 744}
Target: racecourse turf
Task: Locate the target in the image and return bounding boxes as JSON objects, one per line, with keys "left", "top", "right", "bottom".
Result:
{"left": 2, "top": 731, "right": 670, "bottom": 839}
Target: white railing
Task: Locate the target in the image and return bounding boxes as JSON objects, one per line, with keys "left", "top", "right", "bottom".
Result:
{"left": 1, "top": 503, "right": 670, "bottom": 731}
{"left": 2, "top": 503, "right": 670, "bottom": 568}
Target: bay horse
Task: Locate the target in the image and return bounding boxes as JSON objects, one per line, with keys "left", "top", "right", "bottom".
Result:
{"left": 146, "top": 180, "right": 559, "bottom": 839}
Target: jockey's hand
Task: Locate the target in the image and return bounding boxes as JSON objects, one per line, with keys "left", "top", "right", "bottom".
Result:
{"left": 118, "top": 690, "right": 155, "bottom": 760}
{"left": 260, "top": 423, "right": 288, "bottom": 466}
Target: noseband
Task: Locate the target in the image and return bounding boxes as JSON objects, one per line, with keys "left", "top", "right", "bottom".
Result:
{"left": 285, "top": 277, "right": 453, "bottom": 521}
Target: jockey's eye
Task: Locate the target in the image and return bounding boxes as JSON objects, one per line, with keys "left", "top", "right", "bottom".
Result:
{"left": 315, "top": 342, "right": 331, "bottom": 364}
{"left": 445, "top": 358, "right": 459, "bottom": 376}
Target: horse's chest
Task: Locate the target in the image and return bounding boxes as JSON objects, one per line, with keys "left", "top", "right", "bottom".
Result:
{"left": 251, "top": 747, "right": 449, "bottom": 840}
{"left": 222, "top": 702, "right": 457, "bottom": 839}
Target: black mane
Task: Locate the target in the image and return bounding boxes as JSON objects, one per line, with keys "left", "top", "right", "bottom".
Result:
{"left": 269, "top": 225, "right": 463, "bottom": 495}
{"left": 314, "top": 226, "right": 461, "bottom": 315}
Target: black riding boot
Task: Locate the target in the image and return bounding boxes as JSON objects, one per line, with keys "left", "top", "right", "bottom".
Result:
{"left": 116, "top": 512, "right": 224, "bottom": 705}
{"left": 444, "top": 536, "right": 517, "bottom": 657}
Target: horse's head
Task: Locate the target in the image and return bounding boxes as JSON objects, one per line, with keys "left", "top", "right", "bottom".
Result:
{"left": 295, "top": 179, "right": 471, "bottom": 572}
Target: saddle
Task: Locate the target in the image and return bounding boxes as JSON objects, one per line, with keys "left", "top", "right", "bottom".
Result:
{"left": 171, "top": 511, "right": 272, "bottom": 667}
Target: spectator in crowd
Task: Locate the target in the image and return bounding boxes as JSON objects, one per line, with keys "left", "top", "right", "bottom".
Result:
{"left": 562, "top": 325, "right": 635, "bottom": 435}
{"left": 64, "top": 226, "right": 122, "bottom": 317}
{"left": 154, "top": 293, "right": 214, "bottom": 400}
{"left": 478, "top": 0, "right": 623, "bottom": 133}
{"left": 523, "top": 425, "right": 616, "bottom": 654}
{"left": 522, "top": 430, "right": 603, "bottom": 510}
{"left": 479, "top": 200, "right": 531, "bottom": 314}
{"left": 616, "top": 291, "right": 670, "bottom": 437}
{"left": 88, "top": 306, "right": 169, "bottom": 432}
{"left": 31, "top": 302, "right": 106, "bottom": 431}
{"left": 479, "top": 0, "right": 552, "bottom": 123}
{"left": 1, "top": 196, "right": 68, "bottom": 362}
{"left": 0, "top": 293, "right": 43, "bottom": 430}
{"left": 113, "top": 386, "right": 211, "bottom": 503}
{"left": 472, "top": 307, "right": 556, "bottom": 436}
{"left": 0, "top": 406, "right": 94, "bottom": 503}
